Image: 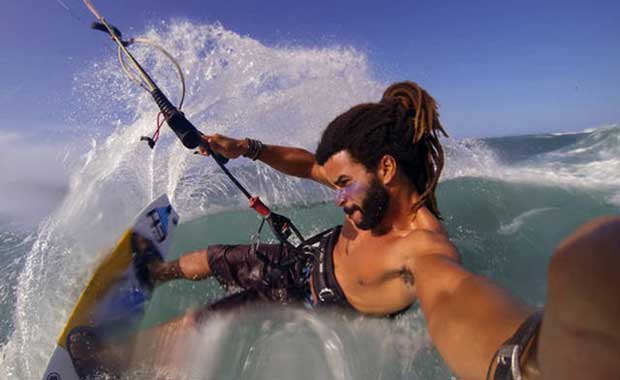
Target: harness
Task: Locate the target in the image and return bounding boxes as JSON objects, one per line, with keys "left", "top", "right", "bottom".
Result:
{"left": 308, "top": 226, "right": 349, "bottom": 306}
{"left": 249, "top": 222, "right": 350, "bottom": 307}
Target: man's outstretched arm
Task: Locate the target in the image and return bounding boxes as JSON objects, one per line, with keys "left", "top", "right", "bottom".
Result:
{"left": 410, "top": 232, "right": 532, "bottom": 380}
{"left": 412, "top": 217, "right": 620, "bottom": 380}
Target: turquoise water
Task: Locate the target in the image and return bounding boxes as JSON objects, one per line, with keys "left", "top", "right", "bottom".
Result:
{"left": 1, "top": 19, "right": 619, "bottom": 380}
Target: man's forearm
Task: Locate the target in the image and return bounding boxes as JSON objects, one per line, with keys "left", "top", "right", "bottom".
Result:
{"left": 203, "top": 134, "right": 325, "bottom": 183}
{"left": 256, "top": 143, "right": 317, "bottom": 180}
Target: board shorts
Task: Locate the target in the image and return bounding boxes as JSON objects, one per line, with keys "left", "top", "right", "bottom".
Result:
{"left": 206, "top": 242, "right": 312, "bottom": 309}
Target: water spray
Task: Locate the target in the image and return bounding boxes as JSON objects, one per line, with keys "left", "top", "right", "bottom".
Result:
{"left": 81, "top": 0, "right": 309, "bottom": 260}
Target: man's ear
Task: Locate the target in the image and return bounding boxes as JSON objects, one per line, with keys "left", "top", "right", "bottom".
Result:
{"left": 377, "top": 154, "right": 397, "bottom": 185}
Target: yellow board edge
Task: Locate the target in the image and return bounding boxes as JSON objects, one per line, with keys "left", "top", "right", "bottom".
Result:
{"left": 57, "top": 229, "right": 135, "bottom": 348}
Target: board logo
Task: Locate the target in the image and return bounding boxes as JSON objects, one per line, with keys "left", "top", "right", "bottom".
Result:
{"left": 147, "top": 206, "right": 170, "bottom": 242}
{"left": 46, "top": 373, "right": 61, "bottom": 380}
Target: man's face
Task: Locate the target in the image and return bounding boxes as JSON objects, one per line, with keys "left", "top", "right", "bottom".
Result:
{"left": 323, "top": 151, "right": 390, "bottom": 230}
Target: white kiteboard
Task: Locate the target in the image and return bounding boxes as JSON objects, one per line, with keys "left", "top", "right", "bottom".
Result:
{"left": 42, "top": 194, "right": 179, "bottom": 380}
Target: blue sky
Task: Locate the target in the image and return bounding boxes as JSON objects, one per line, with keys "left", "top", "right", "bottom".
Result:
{"left": 2, "top": 0, "right": 619, "bottom": 138}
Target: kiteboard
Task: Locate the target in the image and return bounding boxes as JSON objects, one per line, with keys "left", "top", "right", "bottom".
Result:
{"left": 42, "top": 194, "right": 179, "bottom": 380}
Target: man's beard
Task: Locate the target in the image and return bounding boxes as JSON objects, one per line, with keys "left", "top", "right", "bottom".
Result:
{"left": 343, "top": 177, "right": 390, "bottom": 230}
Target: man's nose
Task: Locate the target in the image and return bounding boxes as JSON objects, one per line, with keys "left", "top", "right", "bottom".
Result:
{"left": 335, "top": 188, "right": 347, "bottom": 206}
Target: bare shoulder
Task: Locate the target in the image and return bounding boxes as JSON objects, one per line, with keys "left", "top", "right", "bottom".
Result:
{"left": 399, "top": 228, "right": 460, "bottom": 263}
{"left": 414, "top": 207, "right": 449, "bottom": 237}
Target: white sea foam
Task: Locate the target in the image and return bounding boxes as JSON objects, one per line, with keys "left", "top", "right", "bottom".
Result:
{"left": 174, "top": 307, "right": 428, "bottom": 380}
{"left": 550, "top": 123, "right": 615, "bottom": 136}
{"left": 442, "top": 137, "right": 501, "bottom": 180}
{"left": 498, "top": 207, "right": 555, "bottom": 235}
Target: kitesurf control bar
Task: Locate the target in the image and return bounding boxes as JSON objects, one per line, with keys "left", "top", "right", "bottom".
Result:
{"left": 150, "top": 87, "right": 228, "bottom": 165}
{"left": 84, "top": 0, "right": 228, "bottom": 164}
{"left": 82, "top": 0, "right": 307, "bottom": 246}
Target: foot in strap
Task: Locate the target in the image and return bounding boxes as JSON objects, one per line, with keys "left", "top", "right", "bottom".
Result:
{"left": 66, "top": 327, "right": 120, "bottom": 380}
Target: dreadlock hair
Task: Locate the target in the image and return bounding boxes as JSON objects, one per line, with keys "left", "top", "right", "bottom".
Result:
{"left": 315, "top": 81, "right": 448, "bottom": 219}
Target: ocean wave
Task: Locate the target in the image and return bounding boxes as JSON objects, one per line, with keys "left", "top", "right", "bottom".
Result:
{"left": 500, "top": 124, "right": 620, "bottom": 202}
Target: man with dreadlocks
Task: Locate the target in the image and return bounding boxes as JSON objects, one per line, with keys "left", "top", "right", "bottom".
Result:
{"left": 149, "top": 81, "right": 450, "bottom": 317}
{"left": 70, "top": 81, "right": 449, "bottom": 378}
{"left": 131, "top": 81, "right": 620, "bottom": 380}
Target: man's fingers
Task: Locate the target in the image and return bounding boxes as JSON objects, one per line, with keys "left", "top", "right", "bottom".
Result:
{"left": 198, "top": 134, "right": 217, "bottom": 156}
{"left": 197, "top": 145, "right": 210, "bottom": 156}
{"left": 199, "top": 132, "right": 240, "bottom": 159}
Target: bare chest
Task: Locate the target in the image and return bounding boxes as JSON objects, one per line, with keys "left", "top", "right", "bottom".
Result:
{"left": 332, "top": 233, "right": 407, "bottom": 290}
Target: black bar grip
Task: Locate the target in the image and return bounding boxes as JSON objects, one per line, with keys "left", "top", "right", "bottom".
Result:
{"left": 151, "top": 89, "right": 228, "bottom": 164}
{"left": 165, "top": 110, "right": 203, "bottom": 149}
{"left": 151, "top": 88, "right": 176, "bottom": 117}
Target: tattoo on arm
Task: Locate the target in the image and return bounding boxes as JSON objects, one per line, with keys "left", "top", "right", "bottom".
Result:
{"left": 401, "top": 266, "right": 415, "bottom": 288}
{"left": 151, "top": 259, "right": 183, "bottom": 283}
